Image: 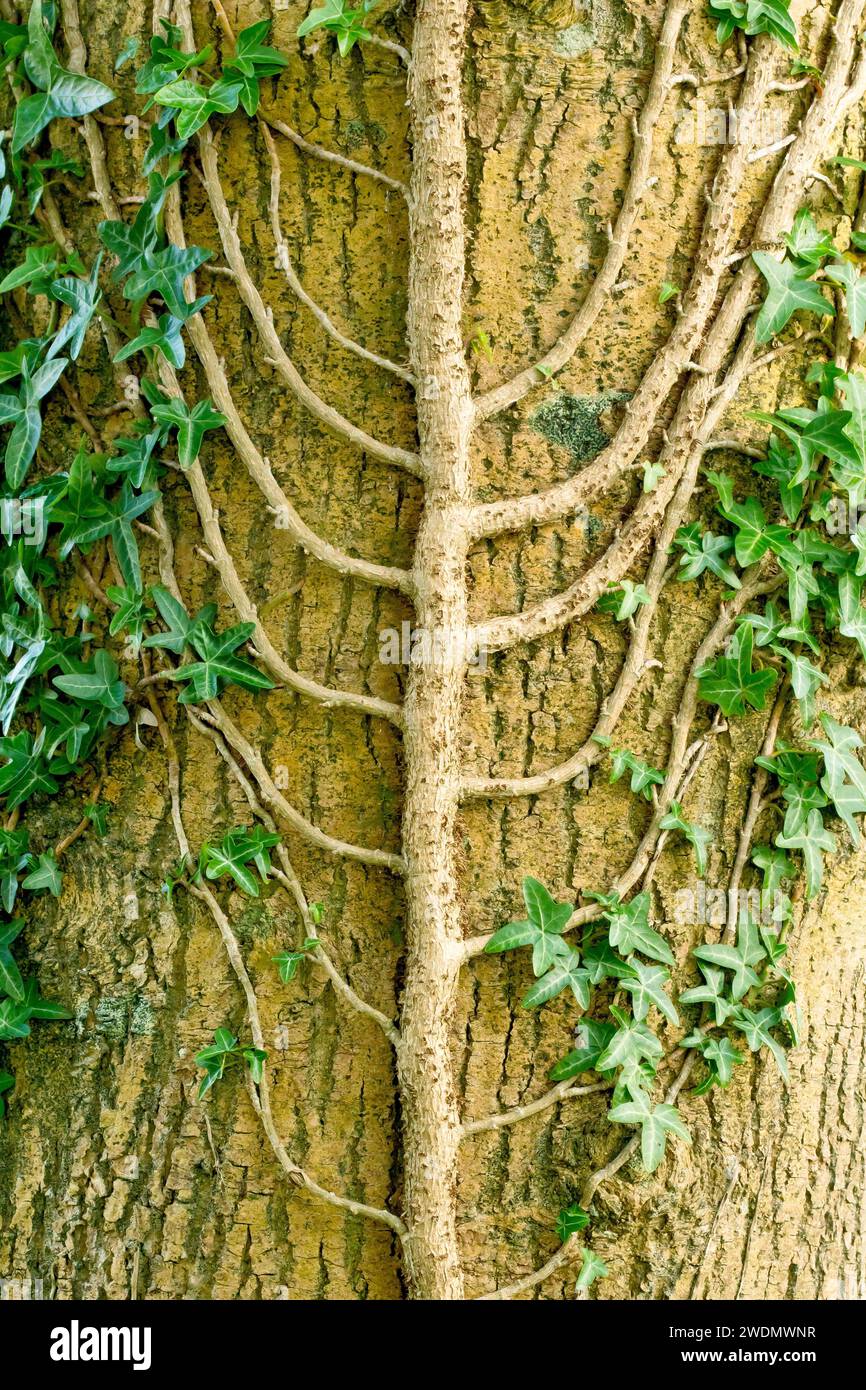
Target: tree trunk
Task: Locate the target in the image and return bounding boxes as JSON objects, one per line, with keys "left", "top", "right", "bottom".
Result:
{"left": 1, "top": 0, "right": 865, "bottom": 1302}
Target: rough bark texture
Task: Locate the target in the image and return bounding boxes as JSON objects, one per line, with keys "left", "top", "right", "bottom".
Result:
{"left": 1, "top": 0, "right": 865, "bottom": 1301}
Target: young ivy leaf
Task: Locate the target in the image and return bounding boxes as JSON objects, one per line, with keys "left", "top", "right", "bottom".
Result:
{"left": 619, "top": 957, "right": 679, "bottom": 1026}
{"left": 21, "top": 850, "right": 62, "bottom": 896}
{"left": 752, "top": 251, "right": 832, "bottom": 344}
{"left": 521, "top": 948, "right": 591, "bottom": 1010}
{"left": 731, "top": 1005, "right": 789, "bottom": 1079}
{"left": 273, "top": 938, "right": 317, "bottom": 983}
{"left": 555, "top": 1204, "right": 590, "bottom": 1242}
{"left": 199, "top": 825, "right": 280, "bottom": 896}
{"left": 673, "top": 523, "right": 740, "bottom": 589}
{"left": 597, "top": 1006, "right": 664, "bottom": 1072}
{"left": 576, "top": 1247, "right": 609, "bottom": 1291}
{"left": 679, "top": 963, "right": 735, "bottom": 1026}
{"left": 597, "top": 579, "right": 650, "bottom": 621}
{"left": 659, "top": 800, "right": 712, "bottom": 876}
{"left": 485, "top": 876, "right": 574, "bottom": 975}
{"left": 608, "top": 748, "right": 665, "bottom": 801}
{"left": 297, "top": 0, "right": 378, "bottom": 57}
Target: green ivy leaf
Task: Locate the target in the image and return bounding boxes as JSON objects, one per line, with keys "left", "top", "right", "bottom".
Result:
{"left": 752, "top": 252, "right": 831, "bottom": 344}
{"left": 576, "top": 1247, "right": 609, "bottom": 1290}
{"left": 608, "top": 1091, "right": 691, "bottom": 1173}
{"left": 693, "top": 913, "right": 766, "bottom": 1000}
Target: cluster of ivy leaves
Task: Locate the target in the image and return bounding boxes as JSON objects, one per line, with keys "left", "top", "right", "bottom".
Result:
{"left": 0, "top": 5, "right": 283, "bottom": 1110}
{"left": 708, "top": 0, "right": 798, "bottom": 51}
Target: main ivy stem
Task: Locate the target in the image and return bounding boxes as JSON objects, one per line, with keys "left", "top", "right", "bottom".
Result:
{"left": 399, "top": 0, "right": 473, "bottom": 1299}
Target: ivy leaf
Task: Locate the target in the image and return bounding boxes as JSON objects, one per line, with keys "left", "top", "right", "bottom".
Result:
{"left": 731, "top": 1005, "right": 789, "bottom": 1079}
{"left": 774, "top": 647, "right": 827, "bottom": 727}
{"left": 659, "top": 800, "right": 712, "bottom": 876}
{"left": 0, "top": 1069, "right": 13, "bottom": 1116}
{"left": 605, "top": 892, "right": 674, "bottom": 966}
{"left": 837, "top": 571, "right": 866, "bottom": 662}
{"left": 597, "top": 1007, "right": 664, "bottom": 1072}
{"left": 752, "top": 252, "right": 832, "bottom": 344}
{"left": 783, "top": 208, "right": 836, "bottom": 268}
{"left": 825, "top": 259, "right": 866, "bottom": 338}
{"left": 619, "top": 958, "right": 679, "bottom": 1026}
{"left": 678, "top": 963, "right": 735, "bottom": 1025}
{"left": 576, "top": 1247, "right": 609, "bottom": 1290}
{"left": 811, "top": 711, "right": 866, "bottom": 845}
{"left": 776, "top": 807, "right": 836, "bottom": 898}
{"left": 549, "top": 1018, "right": 617, "bottom": 1081}
{"left": 47, "top": 256, "right": 102, "bottom": 361}
{"left": 0, "top": 936, "right": 25, "bottom": 1002}
{"left": 114, "top": 312, "right": 186, "bottom": 370}
{"left": 21, "top": 850, "right": 61, "bottom": 896}
{"left": 683, "top": 1032, "right": 745, "bottom": 1092}
{"left": 697, "top": 622, "right": 777, "bottom": 717}
{"left": 674, "top": 523, "right": 740, "bottom": 588}
{"left": 143, "top": 585, "right": 218, "bottom": 656}
{"left": 556, "top": 1204, "right": 590, "bottom": 1241}
{"left": 169, "top": 618, "right": 274, "bottom": 705}
{"left": 122, "top": 242, "right": 212, "bottom": 320}
{"left": 11, "top": 1, "right": 114, "bottom": 154}
{"left": 114, "top": 36, "right": 140, "bottom": 70}
{"left": 597, "top": 579, "right": 650, "bottom": 621}
{"left": 106, "top": 585, "right": 155, "bottom": 653}
{"left": 608, "top": 748, "right": 665, "bottom": 801}
{"left": 582, "top": 938, "right": 637, "bottom": 984}
{"left": 752, "top": 843, "right": 795, "bottom": 897}
{"left": 693, "top": 913, "right": 766, "bottom": 1000}
{"left": 522, "top": 950, "right": 591, "bottom": 1009}
{"left": 0, "top": 728, "right": 59, "bottom": 809}
{"left": 273, "top": 938, "right": 317, "bottom": 983}
{"left": 608, "top": 1091, "right": 691, "bottom": 1173}
{"left": 53, "top": 649, "right": 126, "bottom": 711}
{"left": 200, "top": 825, "right": 280, "bottom": 896}
{"left": 150, "top": 396, "right": 226, "bottom": 467}
{"left": 153, "top": 76, "right": 242, "bottom": 139}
